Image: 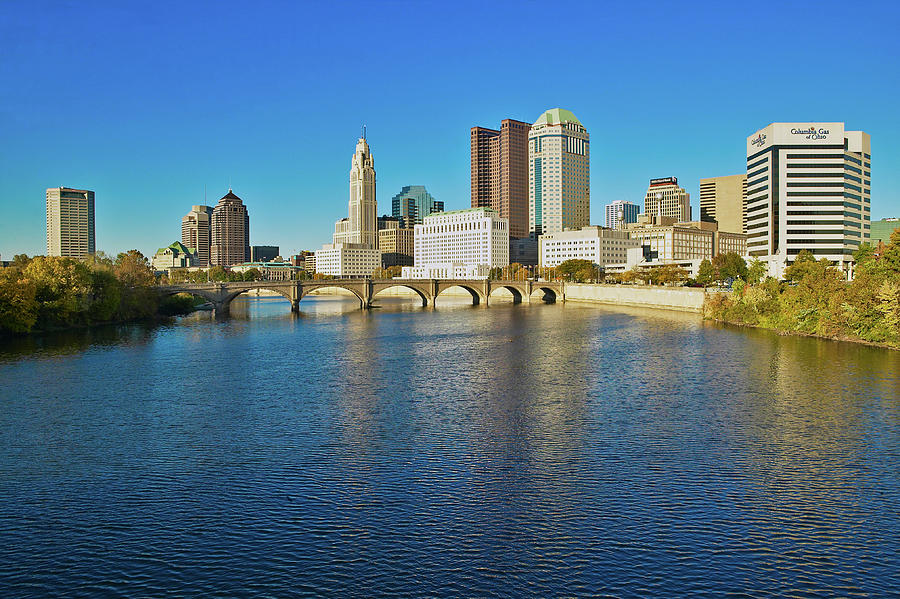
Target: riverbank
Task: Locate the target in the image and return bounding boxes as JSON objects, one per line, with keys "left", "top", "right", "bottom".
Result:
{"left": 564, "top": 283, "right": 709, "bottom": 313}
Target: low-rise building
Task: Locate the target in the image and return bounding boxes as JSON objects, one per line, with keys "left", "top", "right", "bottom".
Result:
{"left": 315, "top": 242, "right": 380, "bottom": 278}
{"left": 304, "top": 254, "right": 316, "bottom": 275}
{"left": 152, "top": 241, "right": 197, "bottom": 271}
{"left": 539, "top": 226, "right": 639, "bottom": 268}
{"left": 402, "top": 207, "right": 509, "bottom": 279}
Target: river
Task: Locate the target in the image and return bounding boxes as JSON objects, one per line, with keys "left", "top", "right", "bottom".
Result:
{"left": 1, "top": 295, "right": 898, "bottom": 596}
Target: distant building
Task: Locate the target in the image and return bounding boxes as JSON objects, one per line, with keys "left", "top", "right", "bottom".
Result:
{"left": 46, "top": 187, "right": 95, "bottom": 258}
{"left": 377, "top": 217, "right": 414, "bottom": 268}
{"left": 250, "top": 245, "right": 280, "bottom": 263}
{"left": 402, "top": 208, "right": 509, "bottom": 279}
{"left": 539, "top": 226, "right": 639, "bottom": 268}
{"left": 391, "top": 185, "right": 443, "bottom": 227}
{"left": 699, "top": 174, "right": 747, "bottom": 233}
{"left": 333, "top": 135, "right": 377, "bottom": 247}
{"left": 510, "top": 236, "right": 538, "bottom": 266}
{"left": 182, "top": 205, "right": 212, "bottom": 267}
{"left": 317, "top": 135, "right": 380, "bottom": 276}
{"left": 471, "top": 119, "right": 531, "bottom": 238}
{"left": 304, "top": 254, "right": 316, "bottom": 275}
{"left": 623, "top": 216, "right": 747, "bottom": 263}
{"left": 644, "top": 177, "right": 691, "bottom": 222}
{"left": 152, "top": 241, "right": 197, "bottom": 271}
{"left": 870, "top": 218, "right": 899, "bottom": 246}
{"left": 605, "top": 200, "right": 639, "bottom": 230}
{"left": 210, "top": 189, "right": 250, "bottom": 267}
{"left": 315, "top": 243, "right": 380, "bottom": 278}
{"left": 529, "top": 108, "right": 590, "bottom": 235}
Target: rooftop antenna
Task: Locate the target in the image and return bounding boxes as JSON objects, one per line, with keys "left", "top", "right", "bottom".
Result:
{"left": 363, "top": 124, "right": 367, "bottom": 140}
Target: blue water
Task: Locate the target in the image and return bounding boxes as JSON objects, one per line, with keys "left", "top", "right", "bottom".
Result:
{"left": 1, "top": 295, "right": 898, "bottom": 597}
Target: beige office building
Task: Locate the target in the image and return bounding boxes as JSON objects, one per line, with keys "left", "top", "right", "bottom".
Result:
{"left": 378, "top": 222, "right": 415, "bottom": 268}
{"left": 182, "top": 205, "right": 212, "bottom": 267}
{"left": 644, "top": 177, "right": 691, "bottom": 222}
{"left": 528, "top": 108, "right": 590, "bottom": 235}
{"left": 46, "top": 187, "right": 95, "bottom": 258}
{"left": 699, "top": 174, "right": 747, "bottom": 233}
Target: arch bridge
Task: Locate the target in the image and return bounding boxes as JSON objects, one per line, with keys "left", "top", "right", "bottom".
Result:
{"left": 157, "top": 278, "right": 565, "bottom": 317}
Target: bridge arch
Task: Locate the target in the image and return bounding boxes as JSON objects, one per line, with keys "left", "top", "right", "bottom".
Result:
{"left": 299, "top": 283, "right": 367, "bottom": 308}
{"left": 222, "top": 286, "right": 295, "bottom": 306}
{"left": 370, "top": 283, "right": 430, "bottom": 307}
{"left": 531, "top": 286, "right": 558, "bottom": 303}
{"left": 435, "top": 283, "right": 485, "bottom": 306}
{"left": 489, "top": 284, "right": 524, "bottom": 304}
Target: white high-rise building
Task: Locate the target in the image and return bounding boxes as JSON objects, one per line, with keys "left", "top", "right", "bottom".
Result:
{"left": 317, "top": 134, "right": 380, "bottom": 277}
{"left": 528, "top": 108, "right": 589, "bottom": 236}
{"left": 402, "top": 208, "right": 509, "bottom": 279}
{"left": 46, "top": 187, "right": 95, "bottom": 258}
{"left": 745, "top": 122, "right": 871, "bottom": 278}
{"left": 605, "top": 200, "right": 639, "bottom": 230}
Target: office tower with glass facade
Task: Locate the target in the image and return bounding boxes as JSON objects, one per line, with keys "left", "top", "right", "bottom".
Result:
{"left": 471, "top": 119, "right": 531, "bottom": 238}
{"left": 745, "top": 122, "right": 871, "bottom": 278}
{"left": 210, "top": 189, "right": 250, "bottom": 267}
{"left": 528, "top": 109, "right": 589, "bottom": 236}
{"left": 46, "top": 187, "right": 95, "bottom": 258}
{"left": 391, "top": 185, "right": 443, "bottom": 228}
{"left": 699, "top": 174, "right": 747, "bottom": 233}
{"left": 182, "top": 205, "right": 212, "bottom": 267}
{"left": 870, "top": 218, "right": 899, "bottom": 246}
{"left": 605, "top": 200, "right": 639, "bottom": 230}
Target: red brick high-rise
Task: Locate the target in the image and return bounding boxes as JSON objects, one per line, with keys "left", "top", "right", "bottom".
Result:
{"left": 470, "top": 119, "right": 531, "bottom": 239}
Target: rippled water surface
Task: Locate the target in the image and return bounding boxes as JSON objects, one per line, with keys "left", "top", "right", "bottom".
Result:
{"left": 1, "top": 295, "right": 899, "bottom": 597}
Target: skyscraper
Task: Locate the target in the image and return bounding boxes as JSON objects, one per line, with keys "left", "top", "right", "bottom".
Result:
{"left": 182, "top": 205, "right": 212, "bottom": 267}
{"left": 471, "top": 119, "right": 531, "bottom": 238}
{"left": 316, "top": 135, "right": 381, "bottom": 277}
{"left": 745, "top": 122, "right": 870, "bottom": 278}
{"left": 643, "top": 177, "right": 691, "bottom": 222}
{"left": 605, "top": 200, "right": 639, "bottom": 230}
{"left": 340, "top": 134, "right": 377, "bottom": 248}
{"left": 699, "top": 174, "right": 747, "bottom": 234}
{"left": 391, "top": 185, "right": 443, "bottom": 227}
{"left": 528, "top": 109, "right": 589, "bottom": 236}
{"left": 46, "top": 187, "right": 95, "bottom": 258}
{"left": 210, "top": 189, "right": 249, "bottom": 267}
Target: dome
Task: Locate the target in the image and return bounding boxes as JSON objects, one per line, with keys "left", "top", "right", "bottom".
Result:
{"left": 533, "top": 108, "right": 582, "bottom": 127}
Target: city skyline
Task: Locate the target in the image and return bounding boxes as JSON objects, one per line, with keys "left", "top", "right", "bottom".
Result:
{"left": 2, "top": 1, "right": 899, "bottom": 259}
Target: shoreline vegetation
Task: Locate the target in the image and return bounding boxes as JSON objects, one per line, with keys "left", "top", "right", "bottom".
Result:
{"left": 703, "top": 230, "right": 900, "bottom": 350}
{"left": 0, "top": 251, "right": 187, "bottom": 336}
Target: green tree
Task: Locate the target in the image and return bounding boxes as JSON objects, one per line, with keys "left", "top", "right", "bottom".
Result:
{"left": 881, "top": 228, "right": 900, "bottom": 274}
{"left": 114, "top": 250, "right": 157, "bottom": 319}
{"left": 24, "top": 256, "right": 93, "bottom": 327}
{"left": 696, "top": 259, "right": 714, "bottom": 286}
{"left": 0, "top": 268, "right": 38, "bottom": 333}
{"left": 557, "top": 259, "right": 596, "bottom": 282}
{"left": 747, "top": 258, "right": 767, "bottom": 285}
{"left": 208, "top": 266, "right": 227, "bottom": 282}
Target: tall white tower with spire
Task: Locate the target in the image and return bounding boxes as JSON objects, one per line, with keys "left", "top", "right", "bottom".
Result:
{"left": 343, "top": 131, "right": 377, "bottom": 248}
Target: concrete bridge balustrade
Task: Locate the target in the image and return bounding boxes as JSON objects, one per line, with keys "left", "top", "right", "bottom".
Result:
{"left": 157, "top": 278, "right": 564, "bottom": 318}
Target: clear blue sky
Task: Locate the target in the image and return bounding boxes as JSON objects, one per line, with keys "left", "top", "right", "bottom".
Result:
{"left": 2, "top": 0, "right": 898, "bottom": 259}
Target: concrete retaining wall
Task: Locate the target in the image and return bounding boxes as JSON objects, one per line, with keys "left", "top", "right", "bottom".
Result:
{"left": 565, "top": 283, "right": 708, "bottom": 313}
